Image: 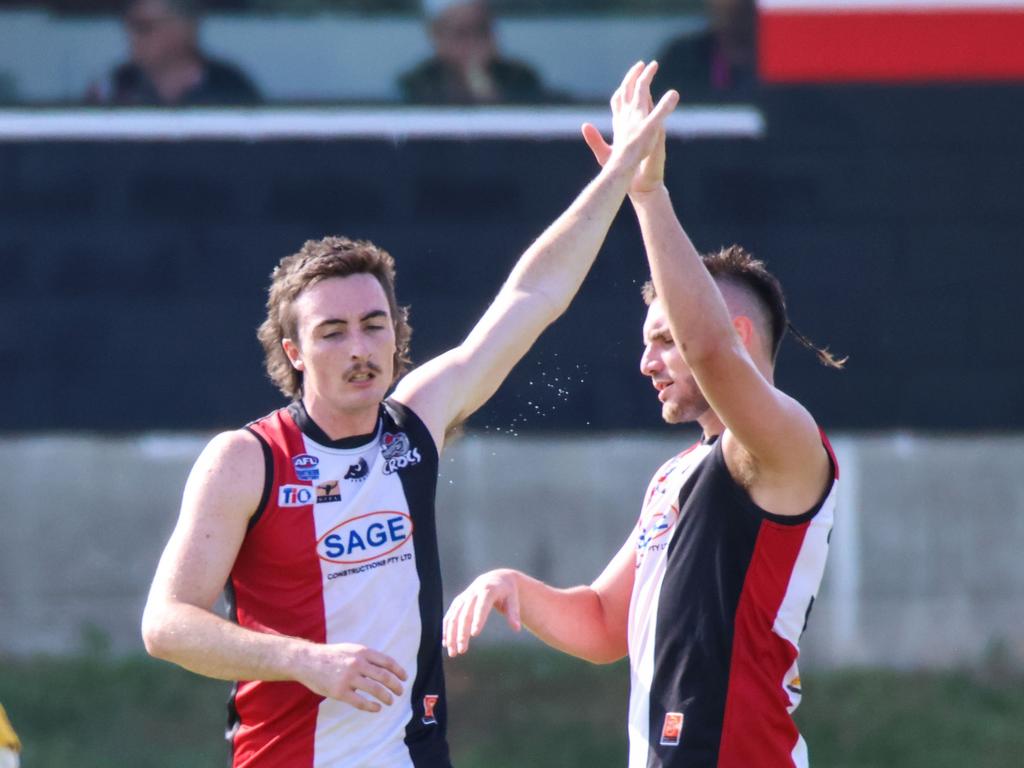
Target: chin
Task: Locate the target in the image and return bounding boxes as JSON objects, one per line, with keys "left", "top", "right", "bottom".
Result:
{"left": 661, "top": 403, "right": 684, "bottom": 425}
{"left": 661, "top": 399, "right": 707, "bottom": 426}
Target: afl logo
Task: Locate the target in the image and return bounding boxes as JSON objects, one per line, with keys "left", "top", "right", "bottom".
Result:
{"left": 292, "top": 453, "right": 320, "bottom": 481}
{"left": 317, "top": 511, "right": 414, "bottom": 565}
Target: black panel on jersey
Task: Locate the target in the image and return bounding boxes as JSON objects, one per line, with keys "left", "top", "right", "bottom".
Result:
{"left": 223, "top": 579, "right": 242, "bottom": 766}
{"left": 385, "top": 399, "right": 453, "bottom": 768}
{"left": 646, "top": 441, "right": 764, "bottom": 768}
{"left": 287, "top": 400, "right": 378, "bottom": 449}
{"left": 242, "top": 426, "right": 275, "bottom": 532}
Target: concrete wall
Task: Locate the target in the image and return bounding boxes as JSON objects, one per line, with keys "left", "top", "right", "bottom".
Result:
{"left": 0, "top": 10, "right": 703, "bottom": 103}
{"left": 1, "top": 431, "right": 1022, "bottom": 669}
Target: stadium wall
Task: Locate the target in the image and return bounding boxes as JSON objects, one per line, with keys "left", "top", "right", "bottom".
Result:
{"left": 1, "top": 86, "right": 1022, "bottom": 433}
{"left": 1, "top": 431, "right": 1022, "bottom": 669}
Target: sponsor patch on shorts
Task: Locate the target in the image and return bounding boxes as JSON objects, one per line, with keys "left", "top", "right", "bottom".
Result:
{"left": 660, "top": 712, "right": 684, "bottom": 746}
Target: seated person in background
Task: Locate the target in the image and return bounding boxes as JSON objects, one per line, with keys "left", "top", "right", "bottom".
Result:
{"left": 655, "top": 0, "right": 758, "bottom": 101}
{"left": 399, "top": 0, "right": 554, "bottom": 105}
{"left": 0, "top": 71, "right": 17, "bottom": 105}
{"left": 86, "top": 0, "right": 259, "bottom": 106}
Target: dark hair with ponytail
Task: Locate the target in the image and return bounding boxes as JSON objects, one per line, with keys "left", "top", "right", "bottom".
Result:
{"left": 642, "top": 244, "right": 845, "bottom": 369}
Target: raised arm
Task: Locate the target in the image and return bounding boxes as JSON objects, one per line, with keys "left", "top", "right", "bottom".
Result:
{"left": 141, "top": 430, "right": 407, "bottom": 713}
{"left": 392, "top": 62, "right": 679, "bottom": 449}
{"left": 443, "top": 535, "right": 635, "bottom": 664}
{"left": 583, "top": 74, "right": 829, "bottom": 514}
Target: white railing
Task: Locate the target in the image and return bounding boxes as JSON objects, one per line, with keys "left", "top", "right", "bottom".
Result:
{"left": 0, "top": 105, "right": 765, "bottom": 142}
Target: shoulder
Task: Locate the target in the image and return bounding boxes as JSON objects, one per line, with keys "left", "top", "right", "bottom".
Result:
{"left": 720, "top": 420, "right": 834, "bottom": 518}
{"left": 492, "top": 58, "right": 540, "bottom": 81}
{"left": 491, "top": 58, "right": 546, "bottom": 97}
{"left": 383, "top": 398, "right": 440, "bottom": 459}
{"left": 191, "top": 429, "right": 266, "bottom": 492}
{"left": 202, "top": 58, "right": 261, "bottom": 100}
{"left": 398, "top": 58, "right": 445, "bottom": 97}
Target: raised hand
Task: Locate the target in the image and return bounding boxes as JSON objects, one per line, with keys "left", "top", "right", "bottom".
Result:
{"left": 582, "top": 60, "right": 677, "bottom": 197}
{"left": 443, "top": 569, "right": 522, "bottom": 657}
{"left": 296, "top": 642, "right": 408, "bottom": 713}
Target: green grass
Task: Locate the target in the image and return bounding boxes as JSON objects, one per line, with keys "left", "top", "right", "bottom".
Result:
{"left": 1, "top": 646, "right": 1022, "bottom": 767}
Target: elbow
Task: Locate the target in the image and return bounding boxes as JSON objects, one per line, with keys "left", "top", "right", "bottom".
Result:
{"left": 141, "top": 603, "right": 174, "bottom": 660}
{"left": 574, "top": 627, "right": 628, "bottom": 665}
{"left": 580, "top": 647, "right": 627, "bottom": 665}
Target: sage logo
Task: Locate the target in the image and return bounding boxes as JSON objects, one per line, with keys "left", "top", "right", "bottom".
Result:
{"left": 317, "top": 511, "right": 414, "bottom": 565}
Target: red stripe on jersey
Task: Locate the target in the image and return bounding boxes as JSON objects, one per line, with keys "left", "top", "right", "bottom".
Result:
{"left": 820, "top": 429, "right": 840, "bottom": 480}
{"left": 718, "top": 520, "right": 810, "bottom": 767}
{"left": 230, "top": 409, "right": 326, "bottom": 768}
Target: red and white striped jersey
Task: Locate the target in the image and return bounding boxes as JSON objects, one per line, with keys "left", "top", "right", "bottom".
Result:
{"left": 226, "top": 399, "right": 450, "bottom": 768}
{"left": 627, "top": 433, "right": 838, "bottom": 768}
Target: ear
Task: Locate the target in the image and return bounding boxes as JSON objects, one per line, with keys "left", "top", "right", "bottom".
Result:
{"left": 732, "top": 315, "right": 756, "bottom": 350}
{"left": 282, "top": 338, "right": 304, "bottom": 371}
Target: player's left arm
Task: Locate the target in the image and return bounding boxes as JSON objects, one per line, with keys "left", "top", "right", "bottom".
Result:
{"left": 392, "top": 62, "right": 679, "bottom": 449}
{"left": 581, "top": 79, "right": 829, "bottom": 513}
{"left": 634, "top": 189, "right": 830, "bottom": 514}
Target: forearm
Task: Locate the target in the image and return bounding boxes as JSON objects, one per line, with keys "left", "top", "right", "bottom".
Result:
{"left": 503, "top": 160, "right": 636, "bottom": 317}
{"left": 514, "top": 571, "right": 627, "bottom": 664}
{"left": 142, "top": 599, "right": 314, "bottom": 683}
{"left": 631, "top": 186, "right": 735, "bottom": 357}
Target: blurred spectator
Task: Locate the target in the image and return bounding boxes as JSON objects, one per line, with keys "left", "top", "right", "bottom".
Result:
{"left": 86, "top": 0, "right": 260, "bottom": 106}
{"left": 655, "top": 0, "right": 758, "bottom": 101}
{"left": 0, "top": 71, "right": 17, "bottom": 106}
{"left": 399, "top": 0, "right": 555, "bottom": 105}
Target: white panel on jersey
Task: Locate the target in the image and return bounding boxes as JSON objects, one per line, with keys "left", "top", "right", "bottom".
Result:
{"left": 303, "top": 434, "right": 421, "bottom": 768}
{"left": 772, "top": 484, "right": 838, "bottom": 648}
{"left": 627, "top": 445, "right": 714, "bottom": 768}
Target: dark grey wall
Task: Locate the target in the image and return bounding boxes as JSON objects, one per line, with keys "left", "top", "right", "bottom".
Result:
{"left": 2, "top": 85, "right": 1021, "bottom": 432}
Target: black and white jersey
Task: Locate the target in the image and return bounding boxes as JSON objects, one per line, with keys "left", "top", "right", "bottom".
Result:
{"left": 627, "top": 434, "right": 838, "bottom": 768}
{"left": 228, "top": 399, "right": 450, "bottom": 768}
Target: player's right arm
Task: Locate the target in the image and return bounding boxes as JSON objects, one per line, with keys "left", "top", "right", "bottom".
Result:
{"left": 443, "top": 535, "right": 635, "bottom": 664}
{"left": 141, "top": 430, "right": 406, "bottom": 713}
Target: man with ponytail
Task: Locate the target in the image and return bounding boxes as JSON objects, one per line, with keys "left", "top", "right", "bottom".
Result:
{"left": 445, "top": 66, "right": 843, "bottom": 768}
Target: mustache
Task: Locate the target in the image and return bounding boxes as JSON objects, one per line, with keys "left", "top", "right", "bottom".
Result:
{"left": 344, "top": 361, "right": 383, "bottom": 378}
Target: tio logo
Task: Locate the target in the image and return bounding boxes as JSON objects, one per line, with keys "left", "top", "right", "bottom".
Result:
{"left": 279, "top": 484, "right": 313, "bottom": 507}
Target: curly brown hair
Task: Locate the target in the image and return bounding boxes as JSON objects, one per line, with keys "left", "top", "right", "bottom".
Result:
{"left": 257, "top": 236, "right": 413, "bottom": 400}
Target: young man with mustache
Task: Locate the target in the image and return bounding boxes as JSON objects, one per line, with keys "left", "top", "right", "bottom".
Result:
{"left": 141, "top": 63, "right": 677, "bottom": 768}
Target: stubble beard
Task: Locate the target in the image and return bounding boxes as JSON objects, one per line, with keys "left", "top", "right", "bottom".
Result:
{"left": 661, "top": 378, "right": 711, "bottom": 425}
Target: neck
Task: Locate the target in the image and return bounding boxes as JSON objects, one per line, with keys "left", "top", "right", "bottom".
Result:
{"left": 301, "top": 392, "right": 380, "bottom": 441}
{"left": 697, "top": 410, "right": 727, "bottom": 443}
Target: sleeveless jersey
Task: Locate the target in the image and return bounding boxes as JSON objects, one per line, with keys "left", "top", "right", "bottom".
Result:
{"left": 627, "top": 434, "right": 838, "bottom": 768}
{"left": 226, "top": 399, "right": 450, "bottom": 768}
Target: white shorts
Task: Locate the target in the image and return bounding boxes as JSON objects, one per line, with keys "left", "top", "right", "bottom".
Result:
{"left": 0, "top": 747, "right": 19, "bottom": 768}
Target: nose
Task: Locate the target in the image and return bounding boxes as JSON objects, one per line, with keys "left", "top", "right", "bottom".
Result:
{"left": 640, "top": 345, "right": 660, "bottom": 377}
{"left": 348, "top": 331, "right": 370, "bottom": 361}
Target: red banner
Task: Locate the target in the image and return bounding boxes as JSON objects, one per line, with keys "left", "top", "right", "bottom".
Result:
{"left": 758, "top": 2, "right": 1024, "bottom": 82}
